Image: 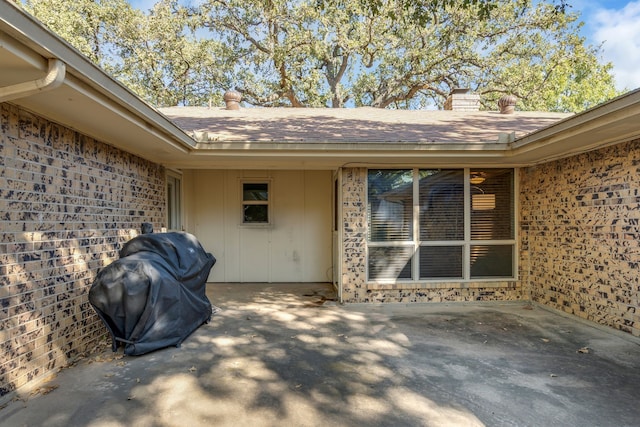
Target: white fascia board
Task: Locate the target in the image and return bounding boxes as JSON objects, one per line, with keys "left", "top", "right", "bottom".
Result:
{"left": 512, "top": 88, "right": 640, "bottom": 162}
{"left": 182, "top": 141, "right": 516, "bottom": 170}
{"left": 193, "top": 140, "right": 510, "bottom": 152}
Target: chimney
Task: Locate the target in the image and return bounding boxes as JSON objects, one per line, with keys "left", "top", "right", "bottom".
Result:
{"left": 223, "top": 89, "right": 242, "bottom": 110}
{"left": 444, "top": 88, "right": 480, "bottom": 111}
{"left": 498, "top": 94, "right": 517, "bottom": 114}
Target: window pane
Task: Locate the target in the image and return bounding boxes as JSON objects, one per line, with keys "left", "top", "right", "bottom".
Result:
{"left": 419, "top": 246, "right": 463, "bottom": 279}
{"left": 368, "top": 170, "right": 413, "bottom": 242}
{"left": 368, "top": 246, "right": 413, "bottom": 280}
{"left": 470, "top": 245, "right": 513, "bottom": 278}
{"left": 243, "top": 205, "right": 268, "bottom": 223}
{"left": 167, "top": 175, "right": 181, "bottom": 230}
{"left": 243, "top": 183, "right": 268, "bottom": 201}
{"left": 470, "top": 169, "right": 514, "bottom": 240}
{"left": 419, "top": 169, "right": 464, "bottom": 241}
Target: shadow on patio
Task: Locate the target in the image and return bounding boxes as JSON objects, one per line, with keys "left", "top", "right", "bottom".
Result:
{"left": 2, "top": 282, "right": 640, "bottom": 426}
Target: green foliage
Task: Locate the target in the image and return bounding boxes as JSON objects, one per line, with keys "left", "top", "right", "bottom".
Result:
{"left": 201, "top": 0, "right": 619, "bottom": 111}
{"left": 21, "top": 0, "right": 232, "bottom": 107}
{"left": 21, "top": 0, "right": 124, "bottom": 63}
{"left": 107, "top": 0, "right": 232, "bottom": 106}
{"left": 317, "top": 0, "right": 500, "bottom": 24}
{"left": 20, "top": 0, "right": 618, "bottom": 111}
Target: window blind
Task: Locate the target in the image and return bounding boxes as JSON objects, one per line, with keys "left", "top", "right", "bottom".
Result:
{"left": 470, "top": 169, "right": 514, "bottom": 240}
{"left": 368, "top": 170, "right": 413, "bottom": 242}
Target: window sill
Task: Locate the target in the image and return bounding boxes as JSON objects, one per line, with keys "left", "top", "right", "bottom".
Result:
{"left": 366, "top": 280, "right": 517, "bottom": 290}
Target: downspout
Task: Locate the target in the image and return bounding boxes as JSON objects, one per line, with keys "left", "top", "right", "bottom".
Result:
{"left": 0, "top": 58, "right": 65, "bottom": 102}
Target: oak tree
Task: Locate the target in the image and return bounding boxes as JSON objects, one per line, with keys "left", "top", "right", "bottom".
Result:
{"left": 200, "top": 0, "right": 617, "bottom": 110}
{"left": 21, "top": 0, "right": 618, "bottom": 111}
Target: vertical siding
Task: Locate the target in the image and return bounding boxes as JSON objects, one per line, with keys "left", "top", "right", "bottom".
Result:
{"left": 270, "top": 170, "right": 304, "bottom": 282}
{"left": 304, "top": 171, "right": 332, "bottom": 281}
{"left": 187, "top": 169, "right": 332, "bottom": 282}
{"left": 520, "top": 139, "right": 640, "bottom": 336}
{"left": 0, "top": 103, "right": 166, "bottom": 400}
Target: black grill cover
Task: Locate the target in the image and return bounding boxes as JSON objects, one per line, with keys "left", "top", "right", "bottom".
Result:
{"left": 89, "top": 232, "right": 215, "bottom": 355}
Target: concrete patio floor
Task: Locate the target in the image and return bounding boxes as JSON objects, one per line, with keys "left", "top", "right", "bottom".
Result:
{"left": 2, "top": 282, "right": 640, "bottom": 427}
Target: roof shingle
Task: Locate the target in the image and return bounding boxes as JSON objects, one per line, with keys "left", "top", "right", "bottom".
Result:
{"left": 160, "top": 106, "right": 571, "bottom": 144}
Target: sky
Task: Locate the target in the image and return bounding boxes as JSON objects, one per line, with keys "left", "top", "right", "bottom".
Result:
{"left": 572, "top": 0, "right": 640, "bottom": 91}
{"left": 129, "top": 0, "right": 640, "bottom": 92}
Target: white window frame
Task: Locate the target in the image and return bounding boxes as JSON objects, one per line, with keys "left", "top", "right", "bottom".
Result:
{"left": 366, "top": 168, "right": 517, "bottom": 283}
{"left": 166, "top": 171, "right": 182, "bottom": 231}
{"left": 240, "top": 180, "right": 272, "bottom": 226}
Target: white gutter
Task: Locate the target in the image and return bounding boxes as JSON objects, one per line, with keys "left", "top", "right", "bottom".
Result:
{"left": 0, "top": 1, "right": 196, "bottom": 151}
{"left": 510, "top": 88, "right": 640, "bottom": 162}
{"left": 0, "top": 58, "right": 65, "bottom": 102}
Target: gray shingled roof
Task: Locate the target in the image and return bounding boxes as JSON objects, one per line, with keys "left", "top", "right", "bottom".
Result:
{"left": 160, "top": 106, "right": 571, "bottom": 144}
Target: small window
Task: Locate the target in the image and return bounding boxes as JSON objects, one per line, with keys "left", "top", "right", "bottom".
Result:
{"left": 242, "top": 182, "right": 270, "bottom": 224}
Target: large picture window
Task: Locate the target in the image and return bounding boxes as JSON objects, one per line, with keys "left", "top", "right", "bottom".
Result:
{"left": 367, "top": 168, "right": 515, "bottom": 282}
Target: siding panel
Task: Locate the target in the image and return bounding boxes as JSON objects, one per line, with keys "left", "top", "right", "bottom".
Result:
{"left": 188, "top": 170, "right": 332, "bottom": 282}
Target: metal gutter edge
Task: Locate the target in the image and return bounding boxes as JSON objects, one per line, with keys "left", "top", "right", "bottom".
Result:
{"left": 0, "top": 1, "right": 196, "bottom": 151}
{"left": 0, "top": 57, "right": 65, "bottom": 102}
{"left": 512, "top": 88, "right": 640, "bottom": 150}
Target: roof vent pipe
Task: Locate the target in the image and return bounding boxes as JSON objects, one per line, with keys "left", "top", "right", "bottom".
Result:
{"left": 498, "top": 94, "right": 517, "bottom": 114}
{"left": 223, "top": 90, "right": 242, "bottom": 110}
{"left": 0, "top": 58, "right": 66, "bottom": 103}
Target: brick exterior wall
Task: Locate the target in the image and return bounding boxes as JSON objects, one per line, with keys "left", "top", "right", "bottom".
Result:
{"left": 0, "top": 103, "right": 166, "bottom": 399}
{"left": 520, "top": 139, "right": 640, "bottom": 336}
{"left": 3, "top": 98, "right": 638, "bottom": 398}
{"left": 340, "top": 167, "right": 523, "bottom": 303}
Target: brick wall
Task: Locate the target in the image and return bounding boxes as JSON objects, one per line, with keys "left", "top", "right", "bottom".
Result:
{"left": 340, "top": 168, "right": 367, "bottom": 302}
{"left": 0, "top": 103, "right": 166, "bottom": 399}
{"left": 340, "top": 167, "right": 523, "bottom": 303}
{"left": 520, "top": 139, "right": 640, "bottom": 336}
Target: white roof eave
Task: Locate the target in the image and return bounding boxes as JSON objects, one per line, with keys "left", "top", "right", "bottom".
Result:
{"left": 0, "top": 1, "right": 196, "bottom": 164}
{"left": 511, "top": 88, "right": 640, "bottom": 164}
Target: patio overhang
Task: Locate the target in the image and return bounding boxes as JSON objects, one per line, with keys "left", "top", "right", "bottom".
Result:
{"left": 160, "top": 89, "right": 640, "bottom": 170}
{"left": 178, "top": 140, "right": 510, "bottom": 170}
{"left": 170, "top": 90, "right": 640, "bottom": 169}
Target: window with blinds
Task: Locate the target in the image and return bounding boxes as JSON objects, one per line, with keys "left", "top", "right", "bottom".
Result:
{"left": 470, "top": 169, "right": 514, "bottom": 241}
{"left": 419, "top": 170, "right": 464, "bottom": 241}
{"left": 368, "top": 169, "right": 413, "bottom": 242}
{"left": 367, "top": 168, "right": 515, "bottom": 282}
